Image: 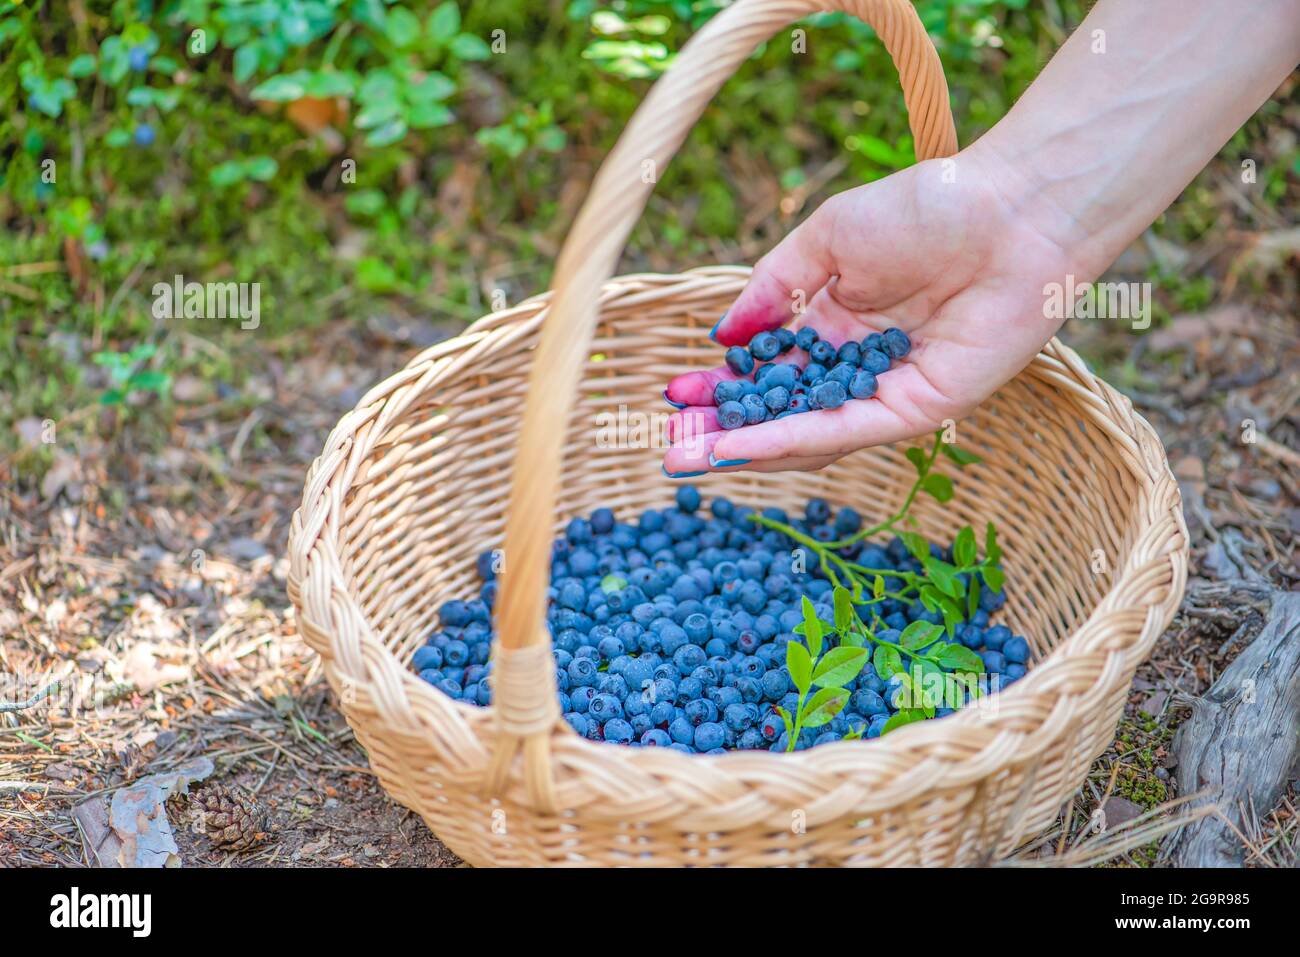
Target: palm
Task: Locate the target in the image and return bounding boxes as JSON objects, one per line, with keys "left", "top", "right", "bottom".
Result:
{"left": 663, "top": 153, "right": 1073, "bottom": 474}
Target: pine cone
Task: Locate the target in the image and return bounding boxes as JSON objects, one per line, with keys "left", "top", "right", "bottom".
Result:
{"left": 189, "top": 783, "right": 268, "bottom": 851}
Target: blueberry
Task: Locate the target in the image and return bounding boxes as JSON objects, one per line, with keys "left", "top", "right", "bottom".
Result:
{"left": 676, "top": 485, "right": 702, "bottom": 513}
{"left": 848, "top": 370, "right": 878, "bottom": 399}
{"left": 850, "top": 688, "right": 887, "bottom": 717}
{"left": 786, "top": 393, "right": 810, "bottom": 413}
{"left": 763, "top": 386, "right": 790, "bottom": 414}
{"left": 1003, "top": 635, "right": 1030, "bottom": 664}
{"left": 128, "top": 45, "right": 150, "bottom": 71}
{"left": 794, "top": 327, "right": 819, "bottom": 352}
{"left": 774, "top": 328, "right": 797, "bottom": 354}
{"left": 800, "top": 362, "right": 827, "bottom": 386}
{"left": 668, "top": 717, "right": 695, "bottom": 745}
{"left": 693, "top": 721, "right": 726, "bottom": 751}
{"left": 740, "top": 393, "right": 767, "bottom": 425}
{"left": 809, "top": 340, "right": 836, "bottom": 366}
{"left": 983, "top": 624, "right": 1011, "bottom": 651}
{"left": 717, "top": 400, "right": 746, "bottom": 430}
{"left": 836, "top": 341, "right": 862, "bottom": 366}
{"left": 979, "top": 650, "right": 1006, "bottom": 674}
{"left": 725, "top": 346, "right": 755, "bottom": 376}
{"left": 860, "top": 348, "right": 891, "bottom": 375}
{"left": 811, "top": 380, "right": 847, "bottom": 410}
{"left": 565, "top": 712, "right": 590, "bottom": 736}
{"left": 722, "top": 703, "right": 753, "bottom": 732}
{"left": 435, "top": 678, "right": 463, "bottom": 699}
{"left": 568, "top": 657, "right": 599, "bottom": 687}
{"left": 866, "top": 713, "right": 890, "bottom": 738}
{"left": 641, "top": 728, "right": 672, "bottom": 747}
{"left": 826, "top": 362, "right": 856, "bottom": 388}
{"left": 714, "top": 379, "right": 745, "bottom": 406}
{"left": 881, "top": 327, "right": 912, "bottom": 359}
{"left": 764, "top": 363, "right": 799, "bottom": 391}
{"left": 1004, "top": 663, "right": 1027, "bottom": 682}
{"left": 591, "top": 507, "right": 615, "bottom": 534}
{"left": 862, "top": 332, "right": 884, "bottom": 352}
{"left": 412, "top": 645, "right": 444, "bottom": 672}
{"left": 750, "top": 332, "right": 781, "bottom": 361}
{"left": 444, "top": 639, "right": 470, "bottom": 667}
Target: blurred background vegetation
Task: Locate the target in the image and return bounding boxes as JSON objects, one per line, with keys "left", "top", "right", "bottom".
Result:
{"left": 1, "top": 0, "right": 1295, "bottom": 455}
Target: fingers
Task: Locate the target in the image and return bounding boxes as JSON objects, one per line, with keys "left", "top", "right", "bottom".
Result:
{"left": 712, "top": 201, "right": 841, "bottom": 347}
{"left": 663, "top": 367, "right": 742, "bottom": 409}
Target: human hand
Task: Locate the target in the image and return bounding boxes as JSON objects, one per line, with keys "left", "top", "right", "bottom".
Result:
{"left": 662, "top": 144, "right": 1078, "bottom": 475}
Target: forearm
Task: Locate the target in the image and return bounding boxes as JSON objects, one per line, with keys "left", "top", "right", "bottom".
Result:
{"left": 975, "top": 0, "right": 1300, "bottom": 278}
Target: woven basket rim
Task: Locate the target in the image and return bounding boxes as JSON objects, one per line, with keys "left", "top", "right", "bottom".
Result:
{"left": 287, "top": 266, "right": 1189, "bottom": 792}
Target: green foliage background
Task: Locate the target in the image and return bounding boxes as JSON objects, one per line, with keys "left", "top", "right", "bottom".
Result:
{"left": 0, "top": 0, "right": 1292, "bottom": 434}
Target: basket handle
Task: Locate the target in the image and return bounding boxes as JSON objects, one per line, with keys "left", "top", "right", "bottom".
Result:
{"left": 487, "top": 0, "right": 958, "bottom": 805}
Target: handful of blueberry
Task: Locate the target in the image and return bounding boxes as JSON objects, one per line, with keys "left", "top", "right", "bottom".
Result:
{"left": 712, "top": 326, "right": 911, "bottom": 429}
{"left": 413, "top": 484, "right": 1031, "bottom": 754}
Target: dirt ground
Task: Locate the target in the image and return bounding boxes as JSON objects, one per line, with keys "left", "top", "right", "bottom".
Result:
{"left": 2, "top": 231, "right": 1296, "bottom": 867}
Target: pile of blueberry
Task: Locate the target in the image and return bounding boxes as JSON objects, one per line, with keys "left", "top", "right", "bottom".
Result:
{"left": 710, "top": 326, "right": 911, "bottom": 429}
{"left": 412, "top": 486, "right": 1030, "bottom": 753}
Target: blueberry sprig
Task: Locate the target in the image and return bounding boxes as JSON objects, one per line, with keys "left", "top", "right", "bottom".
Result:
{"left": 711, "top": 326, "right": 912, "bottom": 429}
{"left": 750, "top": 430, "right": 1002, "bottom": 639}
{"left": 777, "top": 586, "right": 989, "bottom": 748}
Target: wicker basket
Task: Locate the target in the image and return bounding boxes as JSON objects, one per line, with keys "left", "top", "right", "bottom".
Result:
{"left": 287, "top": 0, "right": 1188, "bottom": 866}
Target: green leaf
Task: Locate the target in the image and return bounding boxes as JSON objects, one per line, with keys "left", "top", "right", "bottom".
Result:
{"left": 921, "top": 473, "right": 954, "bottom": 503}
{"left": 407, "top": 72, "right": 456, "bottom": 103}
{"left": 800, "top": 595, "right": 823, "bottom": 657}
{"left": 451, "top": 33, "right": 492, "bottom": 60}
{"left": 966, "top": 576, "right": 982, "bottom": 621}
{"left": 982, "top": 565, "right": 1005, "bottom": 592}
{"left": 776, "top": 706, "right": 795, "bottom": 741}
{"left": 872, "top": 575, "right": 885, "bottom": 599}
{"left": 365, "top": 118, "right": 409, "bottom": 147}
{"left": 942, "top": 443, "right": 983, "bottom": 467}
{"left": 243, "top": 156, "right": 278, "bottom": 181}
{"left": 904, "top": 446, "right": 926, "bottom": 475}
{"left": 408, "top": 101, "right": 454, "bottom": 128}
{"left": 812, "top": 646, "right": 869, "bottom": 689}
{"left": 426, "top": 1, "right": 461, "bottom": 41}
{"left": 939, "top": 596, "right": 964, "bottom": 639}
{"left": 99, "top": 389, "right": 125, "bottom": 406}
{"left": 933, "top": 643, "right": 984, "bottom": 674}
{"left": 800, "top": 687, "right": 849, "bottom": 729}
{"left": 985, "top": 522, "right": 1000, "bottom": 562}
{"left": 105, "top": 128, "right": 131, "bottom": 148}
{"left": 953, "top": 526, "right": 976, "bottom": 567}
{"left": 881, "top": 708, "right": 926, "bottom": 736}
{"left": 923, "top": 557, "right": 962, "bottom": 598}
{"left": 233, "top": 43, "right": 262, "bottom": 84}
{"left": 900, "top": 620, "right": 941, "bottom": 651}
{"left": 901, "top": 531, "right": 930, "bottom": 563}
{"left": 128, "top": 370, "right": 171, "bottom": 395}
{"left": 833, "top": 586, "right": 853, "bottom": 633}
{"left": 873, "top": 644, "right": 903, "bottom": 679}
{"left": 305, "top": 71, "right": 356, "bottom": 97}
{"left": 250, "top": 72, "right": 309, "bottom": 101}
{"left": 385, "top": 7, "right": 422, "bottom": 48}
{"left": 67, "top": 55, "right": 96, "bottom": 78}
{"left": 786, "top": 641, "right": 813, "bottom": 695}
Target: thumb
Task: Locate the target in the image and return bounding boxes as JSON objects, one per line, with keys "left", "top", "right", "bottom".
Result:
{"left": 711, "top": 200, "right": 841, "bottom": 347}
